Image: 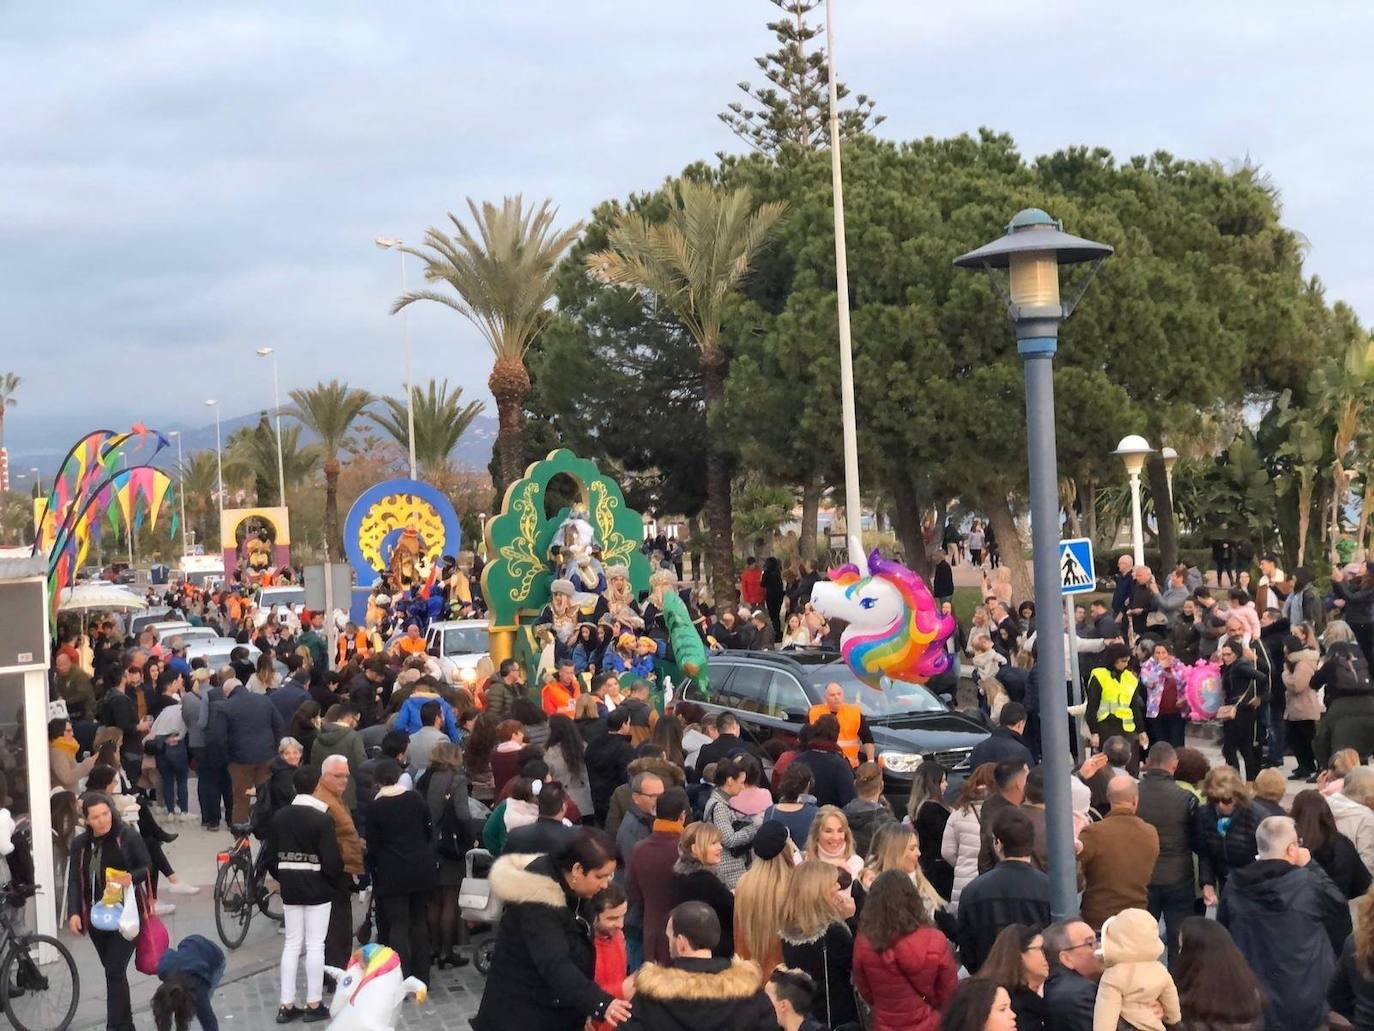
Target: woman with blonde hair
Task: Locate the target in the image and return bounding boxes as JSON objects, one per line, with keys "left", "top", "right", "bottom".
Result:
{"left": 780, "top": 859, "right": 857, "bottom": 1029}
{"left": 733, "top": 822, "right": 794, "bottom": 978}
{"left": 861, "top": 821, "right": 953, "bottom": 939}
{"left": 941, "top": 762, "right": 998, "bottom": 911}
{"left": 805, "top": 805, "right": 863, "bottom": 879}
{"left": 672, "top": 821, "right": 735, "bottom": 956}
{"left": 1196, "top": 765, "right": 1261, "bottom": 906}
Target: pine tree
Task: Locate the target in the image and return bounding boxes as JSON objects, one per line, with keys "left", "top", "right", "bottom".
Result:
{"left": 719, "top": 0, "right": 883, "bottom": 154}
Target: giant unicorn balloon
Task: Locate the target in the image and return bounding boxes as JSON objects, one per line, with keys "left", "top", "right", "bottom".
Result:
{"left": 810, "top": 549, "right": 955, "bottom": 686}
{"left": 324, "top": 944, "right": 426, "bottom": 1031}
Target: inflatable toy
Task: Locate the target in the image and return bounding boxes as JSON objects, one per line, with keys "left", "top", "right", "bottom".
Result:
{"left": 1183, "top": 660, "right": 1223, "bottom": 721}
{"left": 810, "top": 549, "right": 954, "bottom": 686}
{"left": 324, "top": 944, "right": 426, "bottom": 1031}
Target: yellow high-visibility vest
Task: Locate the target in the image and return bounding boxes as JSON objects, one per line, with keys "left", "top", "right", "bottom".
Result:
{"left": 1090, "top": 667, "right": 1138, "bottom": 733}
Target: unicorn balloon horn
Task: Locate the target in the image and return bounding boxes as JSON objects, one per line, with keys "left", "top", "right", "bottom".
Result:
{"left": 810, "top": 549, "right": 955, "bottom": 687}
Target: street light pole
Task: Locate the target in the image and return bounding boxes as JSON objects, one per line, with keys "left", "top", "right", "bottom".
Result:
{"left": 955, "top": 208, "right": 1113, "bottom": 922}
{"left": 170, "top": 431, "right": 188, "bottom": 558}
{"left": 376, "top": 237, "right": 419, "bottom": 481}
{"left": 823, "top": 0, "right": 866, "bottom": 572}
{"left": 1114, "top": 435, "right": 1153, "bottom": 567}
{"left": 205, "top": 400, "right": 224, "bottom": 522}
{"left": 30, "top": 468, "right": 40, "bottom": 496}
{"left": 256, "top": 347, "right": 287, "bottom": 506}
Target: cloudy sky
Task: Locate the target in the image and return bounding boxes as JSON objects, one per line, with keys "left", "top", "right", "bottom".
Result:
{"left": 4, "top": 1, "right": 1371, "bottom": 464}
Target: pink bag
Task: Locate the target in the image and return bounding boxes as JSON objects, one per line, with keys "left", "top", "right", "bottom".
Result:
{"left": 134, "top": 893, "right": 169, "bottom": 975}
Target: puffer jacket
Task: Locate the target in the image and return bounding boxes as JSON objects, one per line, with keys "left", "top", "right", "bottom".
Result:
{"left": 852, "top": 925, "right": 957, "bottom": 1031}
{"left": 1283, "top": 649, "right": 1324, "bottom": 723}
{"left": 473, "top": 853, "right": 615, "bottom": 1031}
{"left": 1196, "top": 800, "right": 1261, "bottom": 890}
{"left": 940, "top": 801, "right": 984, "bottom": 910}
{"left": 1325, "top": 792, "right": 1374, "bottom": 875}
{"left": 1095, "top": 908, "right": 1181, "bottom": 1031}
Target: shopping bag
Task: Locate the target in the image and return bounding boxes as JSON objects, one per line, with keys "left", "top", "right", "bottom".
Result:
{"left": 118, "top": 883, "right": 140, "bottom": 941}
{"left": 89, "top": 868, "right": 128, "bottom": 932}
{"left": 134, "top": 895, "right": 169, "bottom": 974}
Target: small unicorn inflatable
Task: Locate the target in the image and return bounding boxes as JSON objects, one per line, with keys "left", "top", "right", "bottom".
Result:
{"left": 324, "top": 944, "right": 426, "bottom": 1031}
{"left": 1182, "top": 659, "right": 1223, "bottom": 721}
{"left": 810, "top": 549, "right": 955, "bottom": 686}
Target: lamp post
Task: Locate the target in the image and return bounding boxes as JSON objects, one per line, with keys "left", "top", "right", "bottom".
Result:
{"left": 256, "top": 347, "right": 288, "bottom": 506}
{"left": 1114, "top": 435, "right": 1154, "bottom": 567}
{"left": 1161, "top": 446, "right": 1178, "bottom": 505}
{"left": 169, "top": 431, "right": 188, "bottom": 558}
{"left": 375, "top": 236, "right": 419, "bottom": 481}
{"left": 29, "top": 468, "right": 40, "bottom": 496}
{"left": 954, "top": 208, "right": 1112, "bottom": 922}
{"left": 205, "top": 400, "right": 224, "bottom": 521}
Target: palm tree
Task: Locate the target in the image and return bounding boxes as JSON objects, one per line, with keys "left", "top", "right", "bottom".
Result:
{"left": 225, "top": 417, "right": 320, "bottom": 506}
{"left": 392, "top": 196, "right": 583, "bottom": 493}
{"left": 0, "top": 372, "right": 19, "bottom": 474}
{"left": 586, "top": 179, "right": 787, "bottom": 605}
{"left": 178, "top": 451, "right": 223, "bottom": 551}
{"left": 285, "top": 380, "right": 375, "bottom": 559}
{"left": 372, "top": 378, "right": 485, "bottom": 481}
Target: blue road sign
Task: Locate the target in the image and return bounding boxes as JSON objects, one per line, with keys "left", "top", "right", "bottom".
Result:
{"left": 1059, "top": 537, "right": 1096, "bottom": 595}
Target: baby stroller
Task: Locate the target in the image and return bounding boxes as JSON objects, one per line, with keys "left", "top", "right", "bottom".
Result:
{"left": 458, "top": 848, "right": 502, "bottom": 975}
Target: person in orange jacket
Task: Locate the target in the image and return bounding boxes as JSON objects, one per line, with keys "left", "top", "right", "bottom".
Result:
{"left": 541, "top": 659, "right": 582, "bottom": 717}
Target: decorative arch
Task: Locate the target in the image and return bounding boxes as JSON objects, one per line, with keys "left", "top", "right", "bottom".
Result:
{"left": 219, "top": 506, "right": 291, "bottom": 579}
{"left": 343, "top": 479, "right": 462, "bottom": 588}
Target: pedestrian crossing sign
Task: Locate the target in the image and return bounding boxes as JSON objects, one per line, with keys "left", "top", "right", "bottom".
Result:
{"left": 1059, "top": 537, "right": 1096, "bottom": 595}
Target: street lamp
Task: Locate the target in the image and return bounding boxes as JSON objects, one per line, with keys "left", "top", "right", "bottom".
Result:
{"left": 255, "top": 347, "right": 288, "bottom": 506}
{"left": 375, "top": 236, "right": 419, "bottom": 480}
{"left": 169, "top": 431, "right": 188, "bottom": 558}
{"left": 29, "top": 468, "right": 41, "bottom": 496}
{"left": 205, "top": 400, "right": 224, "bottom": 521}
{"left": 1160, "top": 446, "right": 1178, "bottom": 505}
{"left": 954, "top": 207, "right": 1112, "bottom": 922}
{"left": 1113, "top": 435, "right": 1154, "bottom": 566}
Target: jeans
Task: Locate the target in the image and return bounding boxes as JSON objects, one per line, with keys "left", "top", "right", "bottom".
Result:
{"left": 91, "top": 926, "right": 137, "bottom": 1031}
{"left": 281, "top": 902, "right": 331, "bottom": 1007}
{"left": 378, "top": 892, "right": 431, "bottom": 983}
{"left": 1266, "top": 702, "right": 1287, "bottom": 766}
{"left": 228, "top": 760, "right": 274, "bottom": 826}
{"left": 1147, "top": 880, "right": 1195, "bottom": 967}
{"left": 195, "top": 748, "right": 233, "bottom": 828}
{"left": 156, "top": 742, "right": 190, "bottom": 815}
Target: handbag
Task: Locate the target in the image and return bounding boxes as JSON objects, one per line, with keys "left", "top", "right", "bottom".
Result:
{"left": 118, "top": 883, "right": 141, "bottom": 942}
{"left": 1216, "top": 704, "right": 1237, "bottom": 722}
{"left": 134, "top": 892, "right": 169, "bottom": 974}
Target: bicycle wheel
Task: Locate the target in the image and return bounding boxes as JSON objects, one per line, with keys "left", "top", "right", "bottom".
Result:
{"left": 0, "top": 933, "right": 80, "bottom": 1031}
{"left": 257, "top": 876, "right": 284, "bottom": 924}
{"left": 214, "top": 855, "right": 254, "bottom": 949}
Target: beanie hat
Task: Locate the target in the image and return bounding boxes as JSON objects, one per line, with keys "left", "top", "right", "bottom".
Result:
{"left": 752, "top": 820, "right": 791, "bottom": 861}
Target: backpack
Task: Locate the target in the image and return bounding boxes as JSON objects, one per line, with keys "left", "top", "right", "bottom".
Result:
{"left": 419, "top": 770, "right": 470, "bottom": 862}
{"left": 1327, "top": 645, "right": 1371, "bottom": 698}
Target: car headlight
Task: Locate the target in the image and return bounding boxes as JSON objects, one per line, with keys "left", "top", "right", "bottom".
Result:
{"left": 459, "top": 666, "right": 478, "bottom": 684}
{"left": 880, "top": 752, "right": 925, "bottom": 775}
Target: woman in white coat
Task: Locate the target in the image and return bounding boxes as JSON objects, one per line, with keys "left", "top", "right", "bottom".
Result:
{"left": 940, "top": 764, "right": 998, "bottom": 913}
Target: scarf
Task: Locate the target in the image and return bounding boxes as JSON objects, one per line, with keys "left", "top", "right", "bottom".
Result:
{"left": 50, "top": 736, "right": 80, "bottom": 761}
{"left": 652, "top": 817, "right": 685, "bottom": 835}
{"left": 817, "top": 841, "right": 852, "bottom": 865}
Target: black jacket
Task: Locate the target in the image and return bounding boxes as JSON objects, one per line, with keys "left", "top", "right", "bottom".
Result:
{"left": 1220, "top": 659, "right": 1266, "bottom": 708}
{"left": 781, "top": 922, "right": 856, "bottom": 1030}
{"left": 221, "top": 688, "right": 286, "bottom": 764}
{"left": 365, "top": 789, "right": 436, "bottom": 896}
{"left": 1312, "top": 833, "right": 1372, "bottom": 902}
{"left": 967, "top": 727, "right": 1034, "bottom": 771}
{"left": 1333, "top": 580, "right": 1374, "bottom": 624}
{"left": 1045, "top": 971, "right": 1097, "bottom": 1031}
{"left": 673, "top": 863, "right": 735, "bottom": 958}
{"left": 842, "top": 799, "right": 897, "bottom": 860}
{"left": 66, "top": 814, "right": 151, "bottom": 927}
{"left": 624, "top": 956, "right": 778, "bottom": 1031}
{"left": 1314, "top": 694, "right": 1374, "bottom": 768}
{"left": 1137, "top": 769, "right": 1198, "bottom": 888}
{"left": 585, "top": 732, "right": 636, "bottom": 814}
{"left": 932, "top": 561, "right": 954, "bottom": 599}
{"left": 693, "top": 734, "right": 751, "bottom": 777}
{"left": 504, "top": 817, "right": 579, "bottom": 857}
{"left": 265, "top": 794, "right": 345, "bottom": 904}
{"left": 97, "top": 689, "right": 141, "bottom": 758}
{"left": 1196, "top": 800, "right": 1262, "bottom": 889}
{"left": 791, "top": 745, "right": 855, "bottom": 808}
{"left": 1328, "top": 934, "right": 1374, "bottom": 1030}
{"left": 473, "top": 853, "right": 615, "bottom": 1031}
{"left": 955, "top": 860, "right": 1052, "bottom": 974}
{"left": 1218, "top": 859, "right": 1347, "bottom": 1031}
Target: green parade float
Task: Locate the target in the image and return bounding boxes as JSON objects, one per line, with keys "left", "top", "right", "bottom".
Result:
{"left": 480, "top": 448, "right": 708, "bottom": 706}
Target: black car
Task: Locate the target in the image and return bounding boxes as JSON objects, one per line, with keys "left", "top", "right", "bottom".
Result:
{"left": 679, "top": 649, "right": 988, "bottom": 801}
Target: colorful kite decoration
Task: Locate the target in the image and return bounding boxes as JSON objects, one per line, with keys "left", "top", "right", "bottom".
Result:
{"left": 33, "top": 425, "right": 176, "bottom": 614}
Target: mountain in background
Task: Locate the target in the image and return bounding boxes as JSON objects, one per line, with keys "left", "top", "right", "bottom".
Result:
{"left": 6, "top": 411, "right": 498, "bottom": 480}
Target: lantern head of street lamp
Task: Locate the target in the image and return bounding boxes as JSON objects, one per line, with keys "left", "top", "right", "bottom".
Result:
{"left": 953, "top": 208, "right": 1113, "bottom": 351}
{"left": 1113, "top": 434, "right": 1154, "bottom": 476}
{"left": 375, "top": 236, "right": 402, "bottom": 249}
{"left": 1160, "top": 446, "right": 1178, "bottom": 474}
{"left": 204, "top": 399, "right": 217, "bottom": 407}
{"left": 256, "top": 347, "right": 273, "bottom": 358}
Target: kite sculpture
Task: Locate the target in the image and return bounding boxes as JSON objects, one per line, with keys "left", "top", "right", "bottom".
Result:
{"left": 32, "top": 424, "right": 176, "bottom": 614}
{"left": 810, "top": 549, "right": 955, "bottom": 687}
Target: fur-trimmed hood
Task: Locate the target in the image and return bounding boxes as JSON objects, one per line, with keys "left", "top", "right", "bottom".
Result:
{"left": 634, "top": 957, "right": 763, "bottom": 1002}
{"left": 489, "top": 853, "right": 569, "bottom": 909}
{"left": 628, "top": 755, "right": 686, "bottom": 787}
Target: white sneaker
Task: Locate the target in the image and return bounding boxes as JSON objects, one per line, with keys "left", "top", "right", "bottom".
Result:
{"left": 154, "top": 901, "right": 176, "bottom": 916}
{"left": 165, "top": 880, "right": 199, "bottom": 896}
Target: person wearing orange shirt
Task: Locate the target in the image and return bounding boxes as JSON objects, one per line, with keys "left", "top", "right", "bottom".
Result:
{"left": 390, "top": 623, "right": 428, "bottom": 659}
{"left": 807, "top": 681, "right": 875, "bottom": 768}
{"left": 336, "top": 623, "right": 373, "bottom": 665}
{"left": 542, "top": 659, "right": 582, "bottom": 718}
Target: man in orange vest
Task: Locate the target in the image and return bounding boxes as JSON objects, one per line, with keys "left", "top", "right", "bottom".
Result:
{"left": 542, "top": 658, "right": 581, "bottom": 718}
{"left": 391, "top": 622, "right": 428, "bottom": 659}
{"left": 808, "top": 682, "right": 874, "bottom": 768}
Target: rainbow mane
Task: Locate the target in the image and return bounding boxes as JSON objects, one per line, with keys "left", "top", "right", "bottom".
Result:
{"left": 347, "top": 944, "right": 401, "bottom": 1005}
{"left": 829, "top": 550, "right": 955, "bottom": 684}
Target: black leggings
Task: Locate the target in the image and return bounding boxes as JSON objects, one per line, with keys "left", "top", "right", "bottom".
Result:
{"left": 1288, "top": 719, "right": 1318, "bottom": 774}
{"left": 90, "top": 927, "right": 137, "bottom": 1031}
{"left": 1222, "top": 708, "right": 1259, "bottom": 781}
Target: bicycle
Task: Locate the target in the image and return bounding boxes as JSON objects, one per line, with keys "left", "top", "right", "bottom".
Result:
{"left": 212, "top": 823, "right": 283, "bottom": 949}
{"left": 0, "top": 883, "right": 79, "bottom": 1031}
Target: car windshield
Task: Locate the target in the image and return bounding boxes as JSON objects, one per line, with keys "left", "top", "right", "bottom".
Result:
{"left": 261, "top": 588, "right": 305, "bottom": 606}
{"left": 442, "top": 628, "right": 489, "bottom": 657}
{"left": 808, "top": 667, "right": 946, "bottom": 718}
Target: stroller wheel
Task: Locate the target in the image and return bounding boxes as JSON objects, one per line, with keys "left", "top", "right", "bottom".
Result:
{"left": 474, "top": 940, "right": 495, "bottom": 976}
